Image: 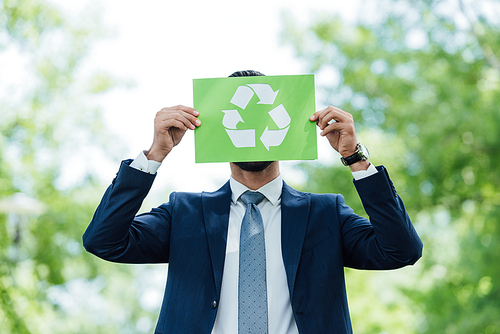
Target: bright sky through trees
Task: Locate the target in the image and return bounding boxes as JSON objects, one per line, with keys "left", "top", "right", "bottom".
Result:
{"left": 43, "top": 0, "right": 363, "bottom": 192}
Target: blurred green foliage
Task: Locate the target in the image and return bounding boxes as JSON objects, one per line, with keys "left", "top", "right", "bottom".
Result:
{"left": 2, "top": 0, "right": 500, "bottom": 332}
{"left": 0, "top": 0, "right": 159, "bottom": 333}
{"left": 284, "top": 0, "right": 500, "bottom": 332}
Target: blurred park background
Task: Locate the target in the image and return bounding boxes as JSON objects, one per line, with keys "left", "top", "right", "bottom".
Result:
{"left": 1, "top": 0, "right": 500, "bottom": 333}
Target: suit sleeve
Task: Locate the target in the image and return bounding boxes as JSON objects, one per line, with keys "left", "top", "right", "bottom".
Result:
{"left": 340, "top": 166, "right": 423, "bottom": 270}
{"left": 82, "top": 160, "right": 173, "bottom": 264}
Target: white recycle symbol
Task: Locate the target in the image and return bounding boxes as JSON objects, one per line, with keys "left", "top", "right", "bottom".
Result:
{"left": 221, "top": 84, "right": 291, "bottom": 151}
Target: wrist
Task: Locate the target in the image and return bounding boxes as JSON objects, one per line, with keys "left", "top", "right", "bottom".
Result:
{"left": 349, "top": 160, "right": 370, "bottom": 172}
{"left": 340, "top": 149, "right": 357, "bottom": 158}
{"left": 145, "top": 147, "right": 170, "bottom": 162}
{"left": 340, "top": 143, "right": 369, "bottom": 167}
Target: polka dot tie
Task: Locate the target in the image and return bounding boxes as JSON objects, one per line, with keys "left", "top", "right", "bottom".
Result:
{"left": 238, "top": 191, "right": 268, "bottom": 334}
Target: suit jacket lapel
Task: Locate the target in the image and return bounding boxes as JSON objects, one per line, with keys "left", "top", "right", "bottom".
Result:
{"left": 202, "top": 181, "right": 231, "bottom": 298}
{"left": 281, "top": 182, "right": 310, "bottom": 298}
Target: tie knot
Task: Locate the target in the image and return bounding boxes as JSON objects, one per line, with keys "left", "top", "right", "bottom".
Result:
{"left": 240, "top": 191, "right": 265, "bottom": 206}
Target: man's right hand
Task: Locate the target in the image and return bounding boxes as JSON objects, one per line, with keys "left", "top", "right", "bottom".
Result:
{"left": 145, "top": 105, "right": 201, "bottom": 162}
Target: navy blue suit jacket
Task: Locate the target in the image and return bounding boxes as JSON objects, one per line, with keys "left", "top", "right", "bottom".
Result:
{"left": 83, "top": 161, "right": 422, "bottom": 334}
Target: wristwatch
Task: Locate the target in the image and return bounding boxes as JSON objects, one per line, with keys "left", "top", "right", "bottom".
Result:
{"left": 341, "top": 143, "right": 369, "bottom": 166}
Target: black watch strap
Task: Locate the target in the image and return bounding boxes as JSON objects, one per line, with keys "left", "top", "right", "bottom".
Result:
{"left": 340, "top": 143, "right": 369, "bottom": 166}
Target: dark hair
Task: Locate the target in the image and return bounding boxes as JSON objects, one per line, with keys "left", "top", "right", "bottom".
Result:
{"left": 228, "top": 70, "right": 265, "bottom": 77}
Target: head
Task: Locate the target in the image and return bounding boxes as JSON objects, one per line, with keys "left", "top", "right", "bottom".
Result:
{"left": 228, "top": 70, "right": 265, "bottom": 78}
{"left": 228, "top": 70, "right": 274, "bottom": 172}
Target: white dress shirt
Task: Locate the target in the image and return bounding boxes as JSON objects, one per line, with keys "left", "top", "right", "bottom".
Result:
{"left": 211, "top": 174, "right": 298, "bottom": 334}
{"left": 130, "top": 151, "right": 378, "bottom": 333}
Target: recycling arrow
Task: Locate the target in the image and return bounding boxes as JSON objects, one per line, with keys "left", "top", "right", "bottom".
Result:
{"left": 268, "top": 104, "right": 290, "bottom": 129}
{"left": 222, "top": 109, "right": 244, "bottom": 129}
{"left": 230, "top": 86, "right": 254, "bottom": 109}
{"left": 222, "top": 83, "right": 291, "bottom": 150}
{"left": 260, "top": 126, "right": 290, "bottom": 151}
{"left": 225, "top": 129, "right": 255, "bottom": 148}
{"left": 247, "top": 84, "right": 279, "bottom": 105}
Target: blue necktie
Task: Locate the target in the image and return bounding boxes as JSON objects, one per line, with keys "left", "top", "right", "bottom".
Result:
{"left": 238, "top": 191, "right": 268, "bottom": 333}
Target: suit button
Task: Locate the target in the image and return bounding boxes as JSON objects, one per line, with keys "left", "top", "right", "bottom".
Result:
{"left": 211, "top": 300, "right": 218, "bottom": 309}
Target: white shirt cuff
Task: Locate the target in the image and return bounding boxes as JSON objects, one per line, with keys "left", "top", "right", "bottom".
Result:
{"left": 129, "top": 151, "right": 162, "bottom": 174}
{"left": 351, "top": 162, "right": 378, "bottom": 180}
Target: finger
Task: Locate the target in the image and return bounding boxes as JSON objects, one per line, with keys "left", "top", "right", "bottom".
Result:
{"left": 168, "top": 110, "right": 200, "bottom": 129}
{"left": 157, "top": 113, "right": 191, "bottom": 131}
{"left": 174, "top": 105, "right": 200, "bottom": 117}
{"left": 178, "top": 109, "right": 201, "bottom": 128}
{"left": 310, "top": 107, "right": 336, "bottom": 129}
{"left": 160, "top": 105, "right": 198, "bottom": 115}
{"left": 309, "top": 107, "right": 331, "bottom": 122}
{"left": 327, "top": 106, "right": 353, "bottom": 122}
{"left": 316, "top": 107, "right": 338, "bottom": 130}
{"left": 321, "top": 118, "right": 355, "bottom": 139}
{"left": 166, "top": 113, "right": 198, "bottom": 131}
{"left": 320, "top": 121, "right": 342, "bottom": 136}
{"left": 158, "top": 106, "right": 200, "bottom": 124}
{"left": 319, "top": 110, "right": 337, "bottom": 130}
{"left": 309, "top": 110, "right": 321, "bottom": 121}
{"left": 157, "top": 107, "right": 201, "bottom": 130}
{"left": 162, "top": 118, "right": 190, "bottom": 132}
{"left": 318, "top": 107, "right": 353, "bottom": 130}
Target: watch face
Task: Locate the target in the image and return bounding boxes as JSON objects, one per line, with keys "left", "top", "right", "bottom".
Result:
{"left": 341, "top": 143, "right": 369, "bottom": 166}
{"left": 359, "top": 144, "right": 369, "bottom": 159}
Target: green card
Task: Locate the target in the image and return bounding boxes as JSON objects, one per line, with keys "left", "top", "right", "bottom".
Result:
{"left": 193, "top": 74, "right": 317, "bottom": 163}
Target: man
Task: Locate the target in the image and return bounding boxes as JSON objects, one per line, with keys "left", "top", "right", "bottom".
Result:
{"left": 83, "top": 70, "right": 422, "bottom": 334}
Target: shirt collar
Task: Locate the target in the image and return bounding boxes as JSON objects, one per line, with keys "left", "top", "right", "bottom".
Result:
{"left": 230, "top": 174, "right": 283, "bottom": 206}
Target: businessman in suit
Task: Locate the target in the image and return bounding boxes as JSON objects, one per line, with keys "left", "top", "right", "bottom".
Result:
{"left": 83, "top": 70, "right": 422, "bottom": 334}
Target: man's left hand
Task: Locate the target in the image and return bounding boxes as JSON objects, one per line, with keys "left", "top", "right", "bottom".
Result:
{"left": 310, "top": 106, "right": 370, "bottom": 171}
{"left": 310, "top": 106, "right": 359, "bottom": 156}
